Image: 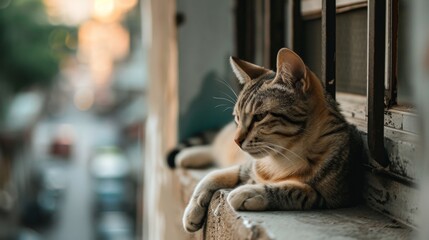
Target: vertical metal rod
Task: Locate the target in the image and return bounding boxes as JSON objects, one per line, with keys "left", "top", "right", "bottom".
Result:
{"left": 384, "top": 0, "right": 398, "bottom": 107}
{"left": 321, "top": 0, "right": 336, "bottom": 99}
{"left": 234, "top": 0, "right": 256, "bottom": 62}
{"left": 368, "top": 0, "right": 389, "bottom": 167}
{"left": 291, "top": 0, "right": 302, "bottom": 56}
{"left": 254, "top": 0, "right": 264, "bottom": 66}
{"left": 269, "top": 0, "right": 286, "bottom": 70}
{"left": 263, "top": 0, "right": 271, "bottom": 68}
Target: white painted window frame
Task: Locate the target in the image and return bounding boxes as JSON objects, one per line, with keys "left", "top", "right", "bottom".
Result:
{"left": 337, "top": 92, "right": 418, "bottom": 138}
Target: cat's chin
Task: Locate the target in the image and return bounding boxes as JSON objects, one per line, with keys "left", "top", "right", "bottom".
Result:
{"left": 245, "top": 150, "right": 267, "bottom": 159}
{"left": 252, "top": 155, "right": 267, "bottom": 159}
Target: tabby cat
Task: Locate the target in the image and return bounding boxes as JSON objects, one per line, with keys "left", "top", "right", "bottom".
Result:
{"left": 180, "top": 48, "right": 363, "bottom": 232}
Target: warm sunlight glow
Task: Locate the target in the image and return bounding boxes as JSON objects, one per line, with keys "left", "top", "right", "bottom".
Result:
{"left": 43, "top": 0, "right": 91, "bottom": 25}
{"left": 78, "top": 20, "right": 129, "bottom": 87}
{"left": 116, "top": 0, "right": 138, "bottom": 12}
{"left": 43, "top": 0, "right": 134, "bottom": 89}
{"left": 93, "top": 0, "right": 119, "bottom": 22}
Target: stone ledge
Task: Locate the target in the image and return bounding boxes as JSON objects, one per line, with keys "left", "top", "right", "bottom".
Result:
{"left": 177, "top": 169, "right": 413, "bottom": 240}
{"left": 206, "top": 191, "right": 412, "bottom": 240}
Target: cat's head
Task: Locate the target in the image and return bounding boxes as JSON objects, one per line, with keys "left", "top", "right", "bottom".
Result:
{"left": 230, "top": 48, "right": 324, "bottom": 159}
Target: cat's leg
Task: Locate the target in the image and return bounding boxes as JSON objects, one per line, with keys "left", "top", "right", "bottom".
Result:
{"left": 176, "top": 145, "right": 214, "bottom": 168}
{"left": 183, "top": 165, "right": 240, "bottom": 232}
{"left": 227, "top": 180, "right": 324, "bottom": 211}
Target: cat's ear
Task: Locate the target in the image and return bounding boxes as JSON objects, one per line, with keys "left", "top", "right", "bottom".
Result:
{"left": 230, "top": 57, "right": 269, "bottom": 84}
{"left": 275, "top": 48, "right": 309, "bottom": 92}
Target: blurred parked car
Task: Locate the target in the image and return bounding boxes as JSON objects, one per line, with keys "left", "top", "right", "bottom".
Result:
{"left": 90, "top": 147, "right": 134, "bottom": 215}
{"left": 22, "top": 158, "right": 69, "bottom": 226}
{"left": 49, "top": 124, "right": 74, "bottom": 159}
{"left": 37, "top": 160, "right": 69, "bottom": 215}
{"left": 96, "top": 211, "right": 134, "bottom": 240}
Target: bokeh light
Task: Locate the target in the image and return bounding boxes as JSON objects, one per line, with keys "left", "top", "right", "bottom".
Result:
{"left": 73, "top": 88, "right": 94, "bottom": 111}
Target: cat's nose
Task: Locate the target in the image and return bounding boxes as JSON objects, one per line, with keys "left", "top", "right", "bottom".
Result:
{"left": 234, "top": 137, "right": 245, "bottom": 147}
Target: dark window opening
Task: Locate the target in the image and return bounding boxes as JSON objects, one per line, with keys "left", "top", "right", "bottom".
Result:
{"left": 302, "top": 8, "right": 368, "bottom": 96}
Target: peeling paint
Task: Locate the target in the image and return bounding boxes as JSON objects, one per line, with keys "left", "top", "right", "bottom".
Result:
{"left": 384, "top": 111, "right": 403, "bottom": 130}
{"left": 364, "top": 173, "right": 418, "bottom": 227}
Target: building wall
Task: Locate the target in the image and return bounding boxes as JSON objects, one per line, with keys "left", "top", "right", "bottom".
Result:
{"left": 177, "top": 0, "right": 236, "bottom": 141}
{"left": 142, "top": 0, "right": 236, "bottom": 239}
{"left": 141, "top": 0, "right": 184, "bottom": 239}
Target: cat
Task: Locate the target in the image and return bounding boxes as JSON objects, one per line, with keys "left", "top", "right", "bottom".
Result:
{"left": 168, "top": 121, "right": 246, "bottom": 169}
{"left": 179, "top": 48, "right": 363, "bottom": 232}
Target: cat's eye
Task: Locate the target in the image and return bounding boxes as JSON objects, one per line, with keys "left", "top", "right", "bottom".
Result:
{"left": 253, "top": 112, "right": 268, "bottom": 122}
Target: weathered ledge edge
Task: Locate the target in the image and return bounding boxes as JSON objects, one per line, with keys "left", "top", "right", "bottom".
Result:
{"left": 177, "top": 169, "right": 413, "bottom": 240}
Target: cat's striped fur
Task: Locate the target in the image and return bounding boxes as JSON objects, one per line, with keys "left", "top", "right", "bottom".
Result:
{"left": 182, "top": 48, "right": 363, "bottom": 232}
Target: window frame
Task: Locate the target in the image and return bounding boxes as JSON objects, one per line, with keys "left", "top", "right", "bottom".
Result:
{"left": 235, "top": 0, "right": 416, "bottom": 172}
{"left": 301, "top": 0, "right": 415, "bottom": 168}
{"left": 231, "top": 0, "right": 420, "bottom": 226}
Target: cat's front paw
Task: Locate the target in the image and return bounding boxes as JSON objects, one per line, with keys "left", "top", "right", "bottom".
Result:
{"left": 183, "top": 201, "right": 206, "bottom": 232}
{"left": 183, "top": 190, "right": 212, "bottom": 232}
{"left": 227, "top": 185, "right": 268, "bottom": 211}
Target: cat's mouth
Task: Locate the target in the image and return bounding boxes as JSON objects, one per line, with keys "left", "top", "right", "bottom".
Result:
{"left": 244, "top": 148, "right": 267, "bottom": 158}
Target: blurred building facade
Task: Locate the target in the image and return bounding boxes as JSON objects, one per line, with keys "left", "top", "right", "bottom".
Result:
{"left": 0, "top": 0, "right": 146, "bottom": 239}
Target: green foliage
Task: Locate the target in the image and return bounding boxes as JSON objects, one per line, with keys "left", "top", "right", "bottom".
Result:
{"left": 0, "top": 0, "right": 76, "bottom": 92}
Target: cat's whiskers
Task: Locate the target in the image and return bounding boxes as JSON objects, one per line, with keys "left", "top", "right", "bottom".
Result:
{"left": 220, "top": 92, "right": 237, "bottom": 105}
{"left": 214, "top": 103, "right": 234, "bottom": 112}
{"left": 259, "top": 147, "right": 271, "bottom": 158}
{"left": 262, "top": 145, "right": 297, "bottom": 164}
{"left": 215, "top": 76, "right": 238, "bottom": 99}
{"left": 264, "top": 142, "right": 307, "bottom": 163}
{"left": 219, "top": 89, "right": 236, "bottom": 101}
{"left": 213, "top": 96, "right": 236, "bottom": 105}
{"left": 254, "top": 146, "right": 266, "bottom": 158}
{"left": 251, "top": 142, "right": 294, "bottom": 163}
{"left": 214, "top": 103, "right": 228, "bottom": 108}
{"left": 246, "top": 143, "right": 268, "bottom": 158}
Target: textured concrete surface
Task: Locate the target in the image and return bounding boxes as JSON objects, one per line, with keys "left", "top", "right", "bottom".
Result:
{"left": 206, "top": 190, "right": 413, "bottom": 240}
{"left": 204, "top": 191, "right": 272, "bottom": 240}
{"left": 179, "top": 169, "right": 413, "bottom": 240}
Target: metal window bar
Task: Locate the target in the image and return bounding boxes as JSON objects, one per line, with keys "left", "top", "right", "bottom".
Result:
{"left": 290, "top": 0, "right": 303, "bottom": 55}
{"left": 269, "top": 0, "right": 287, "bottom": 69}
{"left": 384, "top": 0, "right": 398, "bottom": 107}
{"left": 368, "top": 0, "right": 389, "bottom": 167}
{"left": 263, "top": 0, "right": 271, "bottom": 68}
{"left": 321, "top": 0, "right": 336, "bottom": 100}
{"left": 235, "top": 0, "right": 256, "bottom": 62}
{"left": 251, "top": 0, "right": 272, "bottom": 68}
{"left": 282, "top": 0, "right": 391, "bottom": 168}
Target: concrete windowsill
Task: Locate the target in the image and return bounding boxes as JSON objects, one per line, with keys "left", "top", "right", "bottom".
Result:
{"left": 177, "top": 169, "right": 413, "bottom": 240}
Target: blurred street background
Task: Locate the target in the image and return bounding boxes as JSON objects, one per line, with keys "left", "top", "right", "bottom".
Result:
{"left": 0, "top": 0, "right": 146, "bottom": 239}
